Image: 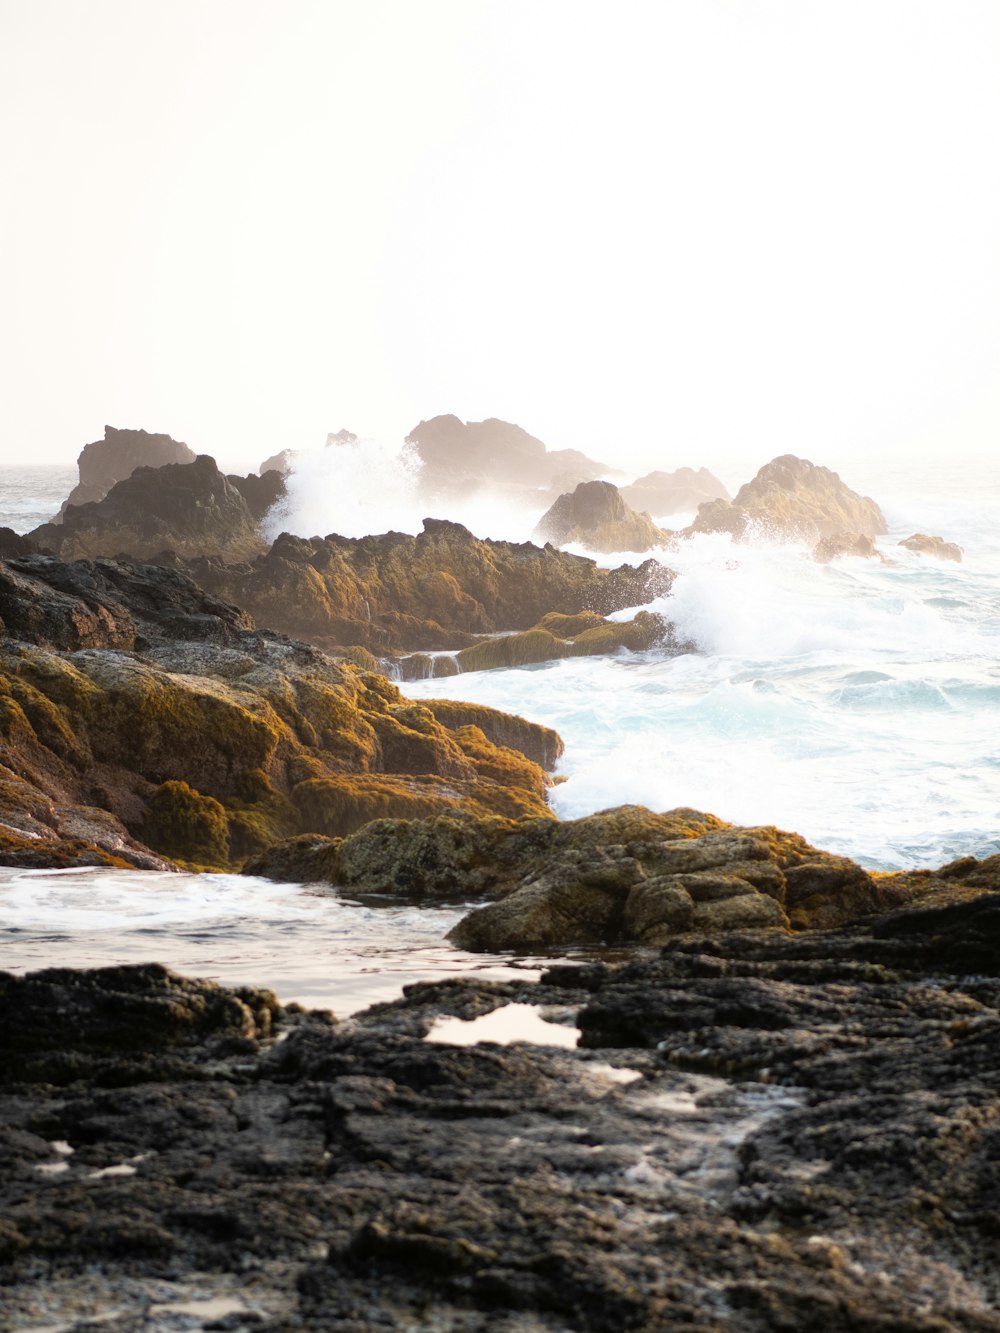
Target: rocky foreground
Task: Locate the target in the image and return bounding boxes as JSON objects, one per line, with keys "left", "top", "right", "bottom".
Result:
{"left": 2, "top": 866, "right": 999, "bottom": 1331}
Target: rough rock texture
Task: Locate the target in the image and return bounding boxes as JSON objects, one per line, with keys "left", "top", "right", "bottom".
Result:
{"left": 621, "top": 465, "right": 730, "bottom": 515}
{"left": 0, "top": 555, "right": 557, "bottom": 869}
{"left": 688, "top": 455, "right": 887, "bottom": 543}
{"left": 534, "top": 480, "right": 671, "bottom": 553}
{"left": 3, "top": 885, "right": 1000, "bottom": 1330}
{"left": 248, "top": 804, "right": 903, "bottom": 944}
{"left": 0, "top": 527, "right": 44, "bottom": 558}
{"left": 58, "top": 425, "right": 196, "bottom": 514}
{"left": 899, "top": 532, "right": 963, "bottom": 562}
{"left": 406, "top": 414, "right": 618, "bottom": 502}
{"left": 190, "top": 519, "right": 673, "bottom": 655}
{"left": 32, "top": 455, "right": 271, "bottom": 563}
{"left": 812, "top": 531, "right": 882, "bottom": 563}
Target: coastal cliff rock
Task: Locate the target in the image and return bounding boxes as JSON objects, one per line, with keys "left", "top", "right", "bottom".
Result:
{"left": 687, "top": 455, "right": 887, "bottom": 542}
{"left": 533, "top": 480, "right": 671, "bottom": 553}
{"left": 32, "top": 455, "right": 273, "bottom": 563}
{"left": 0, "top": 555, "right": 557, "bottom": 869}
{"left": 189, "top": 519, "right": 673, "bottom": 654}
{"left": 3, "top": 881, "right": 998, "bottom": 1330}
{"left": 248, "top": 803, "right": 898, "bottom": 943}
{"left": 57, "top": 425, "right": 196, "bottom": 514}
{"left": 621, "top": 465, "right": 730, "bottom": 515}
{"left": 899, "top": 532, "right": 963, "bottom": 562}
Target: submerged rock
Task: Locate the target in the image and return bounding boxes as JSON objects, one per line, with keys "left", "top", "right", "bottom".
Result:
{"left": 534, "top": 480, "right": 671, "bottom": 553}
{"left": 688, "top": 454, "right": 887, "bottom": 543}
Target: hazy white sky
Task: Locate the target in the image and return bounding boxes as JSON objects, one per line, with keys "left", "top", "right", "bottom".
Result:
{"left": 2, "top": 0, "right": 999, "bottom": 478}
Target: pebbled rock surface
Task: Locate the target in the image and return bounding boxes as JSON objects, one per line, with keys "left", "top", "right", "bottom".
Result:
{"left": 2, "top": 889, "right": 1000, "bottom": 1330}
{"left": 533, "top": 480, "right": 671, "bottom": 553}
{"left": 0, "top": 555, "right": 559, "bottom": 869}
{"left": 688, "top": 455, "right": 887, "bottom": 543}
{"left": 57, "top": 425, "right": 196, "bottom": 514}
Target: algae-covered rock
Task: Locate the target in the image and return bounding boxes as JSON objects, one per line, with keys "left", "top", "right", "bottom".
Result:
{"left": 688, "top": 455, "right": 886, "bottom": 543}
{"left": 141, "top": 780, "right": 231, "bottom": 867}
{"left": 450, "top": 609, "right": 671, "bottom": 674}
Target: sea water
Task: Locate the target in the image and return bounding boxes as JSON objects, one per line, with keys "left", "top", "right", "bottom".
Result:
{"left": 2, "top": 453, "right": 998, "bottom": 1003}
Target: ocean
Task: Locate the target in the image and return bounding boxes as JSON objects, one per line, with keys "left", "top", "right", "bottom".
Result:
{"left": 2, "top": 452, "right": 998, "bottom": 1008}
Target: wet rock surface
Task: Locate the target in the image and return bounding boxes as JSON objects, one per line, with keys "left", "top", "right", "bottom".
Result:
{"left": 688, "top": 455, "right": 887, "bottom": 543}
{"left": 0, "top": 555, "right": 558, "bottom": 870}
{"left": 2, "top": 890, "right": 1000, "bottom": 1331}
{"left": 899, "top": 532, "right": 964, "bottom": 562}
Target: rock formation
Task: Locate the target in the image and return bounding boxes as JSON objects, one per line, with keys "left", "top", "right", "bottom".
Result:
{"left": 58, "top": 425, "right": 196, "bottom": 514}
{"left": 406, "top": 414, "right": 617, "bottom": 501}
{"left": 899, "top": 532, "right": 963, "bottom": 562}
{"left": 533, "top": 480, "right": 672, "bottom": 553}
{"left": 31, "top": 455, "right": 273, "bottom": 563}
{"left": 621, "top": 465, "right": 730, "bottom": 515}
{"left": 687, "top": 455, "right": 886, "bottom": 542}
{"left": 3, "top": 869, "right": 999, "bottom": 1327}
{"left": 259, "top": 428, "right": 357, "bottom": 477}
{"left": 249, "top": 803, "right": 904, "bottom": 943}
{"left": 0, "top": 554, "right": 558, "bottom": 869}
{"left": 189, "top": 519, "right": 674, "bottom": 655}
{"left": 812, "top": 531, "right": 882, "bottom": 563}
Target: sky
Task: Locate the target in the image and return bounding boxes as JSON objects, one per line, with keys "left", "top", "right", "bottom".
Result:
{"left": 2, "top": 0, "right": 1000, "bottom": 481}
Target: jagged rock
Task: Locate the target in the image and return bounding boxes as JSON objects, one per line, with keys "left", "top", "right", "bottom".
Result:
{"left": 621, "top": 466, "right": 730, "bottom": 515}
{"left": 0, "top": 528, "right": 43, "bottom": 559}
{"left": 0, "top": 555, "right": 558, "bottom": 869}
{"left": 899, "top": 532, "right": 963, "bottom": 562}
{"left": 259, "top": 429, "right": 357, "bottom": 478}
{"left": 812, "top": 531, "right": 882, "bottom": 562}
{"left": 533, "top": 480, "right": 671, "bottom": 553}
{"left": 56, "top": 425, "right": 197, "bottom": 516}
{"left": 687, "top": 455, "right": 887, "bottom": 542}
{"left": 189, "top": 519, "right": 673, "bottom": 654}
{"left": 32, "top": 455, "right": 270, "bottom": 563}
{"left": 227, "top": 468, "right": 286, "bottom": 520}
{"left": 250, "top": 805, "right": 898, "bottom": 947}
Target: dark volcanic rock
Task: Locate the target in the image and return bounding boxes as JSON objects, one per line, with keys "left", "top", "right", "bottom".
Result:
{"left": 32, "top": 454, "right": 270, "bottom": 563}
{"left": 688, "top": 455, "right": 887, "bottom": 543}
{"left": 58, "top": 425, "right": 196, "bottom": 514}
{"left": 2, "top": 905, "right": 999, "bottom": 1329}
{"left": 533, "top": 480, "right": 671, "bottom": 553}
{"left": 189, "top": 518, "right": 673, "bottom": 654}
{"left": 621, "top": 465, "right": 730, "bottom": 515}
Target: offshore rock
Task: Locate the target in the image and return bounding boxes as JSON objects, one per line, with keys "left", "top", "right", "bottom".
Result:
{"left": 688, "top": 454, "right": 887, "bottom": 543}
{"left": 621, "top": 465, "right": 730, "bottom": 515}
{"left": 0, "top": 555, "right": 557, "bottom": 869}
{"left": 2, "top": 898, "right": 999, "bottom": 1329}
{"left": 812, "top": 530, "right": 882, "bottom": 563}
{"left": 32, "top": 454, "right": 271, "bottom": 563}
{"left": 57, "top": 424, "right": 196, "bottom": 514}
{"left": 190, "top": 519, "right": 673, "bottom": 654}
{"left": 899, "top": 532, "right": 963, "bottom": 562}
{"left": 533, "top": 479, "right": 671, "bottom": 553}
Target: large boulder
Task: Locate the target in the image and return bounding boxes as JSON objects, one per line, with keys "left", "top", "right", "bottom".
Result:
{"left": 898, "top": 532, "right": 963, "bottom": 562}
{"left": 533, "top": 481, "right": 671, "bottom": 553}
{"left": 32, "top": 455, "right": 271, "bottom": 563}
{"left": 0, "top": 555, "right": 559, "bottom": 870}
{"left": 687, "top": 455, "right": 886, "bottom": 542}
{"left": 58, "top": 425, "right": 196, "bottom": 515}
{"left": 621, "top": 466, "right": 730, "bottom": 516}
{"left": 189, "top": 518, "right": 674, "bottom": 655}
